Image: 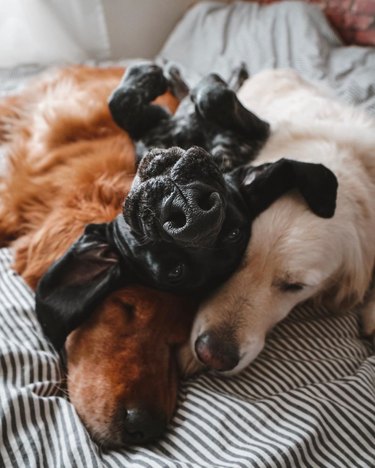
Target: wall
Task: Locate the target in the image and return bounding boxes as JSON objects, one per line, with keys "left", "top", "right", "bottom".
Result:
{"left": 0, "top": 0, "right": 203, "bottom": 66}
{"left": 103, "top": 0, "right": 197, "bottom": 59}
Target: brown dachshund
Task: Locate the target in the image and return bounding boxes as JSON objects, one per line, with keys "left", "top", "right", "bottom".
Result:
{"left": 0, "top": 65, "right": 195, "bottom": 447}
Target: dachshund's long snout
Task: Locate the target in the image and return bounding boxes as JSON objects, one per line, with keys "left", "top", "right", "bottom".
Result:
{"left": 122, "top": 408, "right": 167, "bottom": 444}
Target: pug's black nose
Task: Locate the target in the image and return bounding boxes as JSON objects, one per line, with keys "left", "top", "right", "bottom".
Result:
{"left": 161, "top": 183, "right": 224, "bottom": 246}
{"left": 195, "top": 331, "right": 239, "bottom": 371}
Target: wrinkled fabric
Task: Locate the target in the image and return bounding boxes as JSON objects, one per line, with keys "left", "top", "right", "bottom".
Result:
{"left": 158, "top": 1, "right": 375, "bottom": 115}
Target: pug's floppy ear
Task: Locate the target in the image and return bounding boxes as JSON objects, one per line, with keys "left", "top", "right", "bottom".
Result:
{"left": 35, "top": 223, "right": 124, "bottom": 350}
{"left": 239, "top": 158, "right": 338, "bottom": 218}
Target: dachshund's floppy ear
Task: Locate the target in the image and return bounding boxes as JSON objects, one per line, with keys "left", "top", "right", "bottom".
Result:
{"left": 238, "top": 158, "right": 338, "bottom": 218}
{"left": 35, "top": 223, "right": 124, "bottom": 350}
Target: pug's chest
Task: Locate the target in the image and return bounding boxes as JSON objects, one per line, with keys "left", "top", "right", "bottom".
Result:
{"left": 134, "top": 114, "right": 264, "bottom": 172}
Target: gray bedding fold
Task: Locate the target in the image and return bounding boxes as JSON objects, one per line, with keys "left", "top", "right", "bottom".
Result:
{"left": 158, "top": 1, "right": 375, "bottom": 115}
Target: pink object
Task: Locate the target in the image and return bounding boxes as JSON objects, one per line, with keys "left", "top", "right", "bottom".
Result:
{"left": 250, "top": 0, "right": 375, "bottom": 46}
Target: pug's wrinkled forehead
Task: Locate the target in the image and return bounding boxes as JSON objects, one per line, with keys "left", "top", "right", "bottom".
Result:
{"left": 133, "top": 146, "right": 225, "bottom": 187}
{"left": 124, "top": 146, "right": 228, "bottom": 238}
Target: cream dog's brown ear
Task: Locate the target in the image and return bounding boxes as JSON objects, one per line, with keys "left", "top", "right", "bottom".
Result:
{"left": 239, "top": 158, "right": 338, "bottom": 218}
{"left": 35, "top": 223, "right": 125, "bottom": 350}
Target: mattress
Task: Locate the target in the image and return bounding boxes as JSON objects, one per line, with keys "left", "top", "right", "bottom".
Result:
{"left": 1, "top": 1, "right": 375, "bottom": 467}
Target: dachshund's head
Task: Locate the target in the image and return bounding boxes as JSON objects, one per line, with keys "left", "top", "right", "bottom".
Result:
{"left": 65, "top": 285, "right": 195, "bottom": 448}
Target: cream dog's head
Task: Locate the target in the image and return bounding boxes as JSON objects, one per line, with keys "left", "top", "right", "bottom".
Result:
{"left": 179, "top": 68, "right": 375, "bottom": 377}
{"left": 182, "top": 182, "right": 374, "bottom": 375}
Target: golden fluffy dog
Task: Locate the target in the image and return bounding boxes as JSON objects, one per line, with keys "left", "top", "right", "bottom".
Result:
{"left": 185, "top": 69, "right": 375, "bottom": 375}
{"left": 0, "top": 66, "right": 195, "bottom": 446}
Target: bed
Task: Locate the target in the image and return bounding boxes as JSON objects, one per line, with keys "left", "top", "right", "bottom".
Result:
{"left": 1, "top": 2, "right": 374, "bottom": 467}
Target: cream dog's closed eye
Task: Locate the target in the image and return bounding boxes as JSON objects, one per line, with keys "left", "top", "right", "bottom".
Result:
{"left": 180, "top": 69, "right": 375, "bottom": 376}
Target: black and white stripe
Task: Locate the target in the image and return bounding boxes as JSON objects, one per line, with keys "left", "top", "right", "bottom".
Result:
{"left": 0, "top": 247, "right": 374, "bottom": 467}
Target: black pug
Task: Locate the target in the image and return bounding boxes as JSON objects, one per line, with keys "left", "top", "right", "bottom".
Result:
{"left": 35, "top": 63, "right": 338, "bottom": 349}
{"left": 109, "top": 62, "right": 269, "bottom": 172}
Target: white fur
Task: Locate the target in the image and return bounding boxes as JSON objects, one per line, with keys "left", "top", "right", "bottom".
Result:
{"left": 184, "top": 69, "right": 375, "bottom": 375}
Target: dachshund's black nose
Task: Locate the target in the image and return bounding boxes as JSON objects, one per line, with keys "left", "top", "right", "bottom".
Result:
{"left": 122, "top": 408, "right": 166, "bottom": 444}
{"left": 195, "top": 331, "right": 239, "bottom": 371}
{"left": 161, "top": 183, "right": 224, "bottom": 246}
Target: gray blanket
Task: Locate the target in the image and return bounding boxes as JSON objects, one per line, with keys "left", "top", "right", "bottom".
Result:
{"left": 158, "top": 1, "right": 375, "bottom": 115}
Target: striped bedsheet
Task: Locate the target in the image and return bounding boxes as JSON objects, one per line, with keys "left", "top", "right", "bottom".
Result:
{"left": 1, "top": 247, "right": 374, "bottom": 467}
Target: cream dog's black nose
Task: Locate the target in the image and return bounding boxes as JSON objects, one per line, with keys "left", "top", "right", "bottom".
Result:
{"left": 194, "top": 331, "right": 239, "bottom": 371}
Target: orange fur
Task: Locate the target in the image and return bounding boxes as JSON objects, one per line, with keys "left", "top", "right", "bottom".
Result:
{"left": 0, "top": 65, "right": 195, "bottom": 446}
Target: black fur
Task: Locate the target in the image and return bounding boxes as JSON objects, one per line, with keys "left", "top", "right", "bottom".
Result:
{"left": 109, "top": 62, "right": 270, "bottom": 171}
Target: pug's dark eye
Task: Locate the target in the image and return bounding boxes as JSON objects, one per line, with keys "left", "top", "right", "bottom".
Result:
{"left": 225, "top": 227, "right": 241, "bottom": 242}
{"left": 167, "top": 263, "right": 185, "bottom": 282}
{"left": 280, "top": 282, "right": 305, "bottom": 292}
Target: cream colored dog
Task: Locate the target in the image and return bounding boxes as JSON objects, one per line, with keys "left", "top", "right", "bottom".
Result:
{"left": 181, "top": 69, "right": 375, "bottom": 376}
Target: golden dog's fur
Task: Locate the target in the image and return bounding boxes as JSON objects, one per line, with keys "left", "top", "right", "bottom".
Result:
{"left": 0, "top": 66, "right": 195, "bottom": 446}
{"left": 0, "top": 66, "right": 177, "bottom": 285}
{"left": 186, "top": 69, "right": 375, "bottom": 375}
